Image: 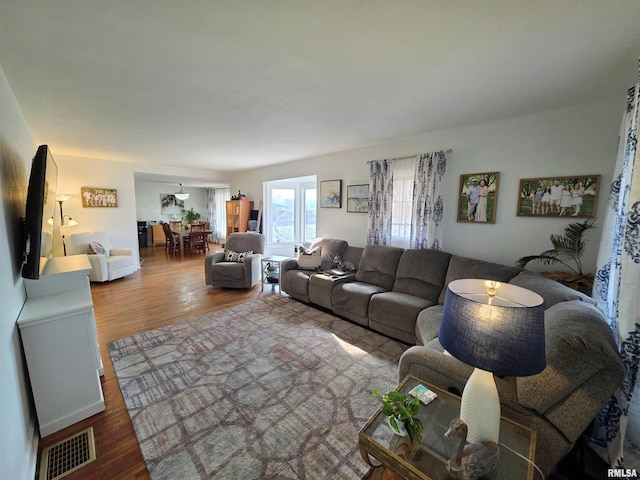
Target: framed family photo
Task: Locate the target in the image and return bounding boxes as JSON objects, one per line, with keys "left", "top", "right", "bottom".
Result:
{"left": 516, "top": 175, "right": 600, "bottom": 218}
{"left": 320, "top": 180, "right": 342, "bottom": 208}
{"left": 81, "top": 187, "right": 118, "bottom": 207}
{"left": 457, "top": 172, "right": 500, "bottom": 223}
{"left": 346, "top": 184, "right": 369, "bottom": 213}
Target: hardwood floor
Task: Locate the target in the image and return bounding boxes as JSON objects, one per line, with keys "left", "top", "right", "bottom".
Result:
{"left": 36, "top": 245, "right": 398, "bottom": 480}
{"left": 36, "top": 244, "right": 267, "bottom": 480}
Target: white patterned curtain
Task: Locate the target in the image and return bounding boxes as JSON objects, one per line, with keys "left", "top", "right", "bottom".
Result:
{"left": 367, "top": 159, "right": 394, "bottom": 245}
{"left": 592, "top": 81, "right": 640, "bottom": 468}
{"left": 411, "top": 151, "right": 447, "bottom": 250}
{"left": 207, "top": 187, "right": 230, "bottom": 244}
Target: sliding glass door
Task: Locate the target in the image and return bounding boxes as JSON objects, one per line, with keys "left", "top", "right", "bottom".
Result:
{"left": 265, "top": 176, "right": 316, "bottom": 255}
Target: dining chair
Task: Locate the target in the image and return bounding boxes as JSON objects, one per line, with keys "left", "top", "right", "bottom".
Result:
{"left": 170, "top": 220, "right": 182, "bottom": 231}
{"left": 190, "top": 223, "right": 208, "bottom": 252}
{"left": 189, "top": 231, "right": 208, "bottom": 255}
{"left": 162, "top": 223, "right": 180, "bottom": 256}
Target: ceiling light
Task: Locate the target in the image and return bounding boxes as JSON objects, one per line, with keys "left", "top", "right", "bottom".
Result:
{"left": 175, "top": 183, "right": 189, "bottom": 200}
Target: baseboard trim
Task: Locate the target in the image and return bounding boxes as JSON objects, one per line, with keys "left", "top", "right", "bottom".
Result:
{"left": 22, "top": 416, "right": 39, "bottom": 480}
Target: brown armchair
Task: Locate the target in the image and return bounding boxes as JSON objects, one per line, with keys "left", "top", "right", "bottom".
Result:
{"left": 204, "top": 233, "right": 265, "bottom": 288}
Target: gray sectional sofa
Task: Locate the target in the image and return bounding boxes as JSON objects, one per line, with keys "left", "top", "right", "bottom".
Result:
{"left": 280, "top": 237, "right": 624, "bottom": 475}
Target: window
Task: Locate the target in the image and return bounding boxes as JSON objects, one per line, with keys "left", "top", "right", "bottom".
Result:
{"left": 391, "top": 158, "right": 414, "bottom": 248}
{"left": 265, "top": 176, "right": 316, "bottom": 253}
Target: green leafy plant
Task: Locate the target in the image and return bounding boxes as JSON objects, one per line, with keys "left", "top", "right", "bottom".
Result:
{"left": 182, "top": 207, "right": 201, "bottom": 225}
{"left": 516, "top": 219, "right": 596, "bottom": 290}
{"left": 371, "top": 388, "right": 424, "bottom": 444}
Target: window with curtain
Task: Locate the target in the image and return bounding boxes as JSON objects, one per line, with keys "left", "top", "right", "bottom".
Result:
{"left": 391, "top": 158, "right": 415, "bottom": 248}
{"left": 368, "top": 151, "right": 447, "bottom": 249}
{"left": 206, "top": 187, "right": 230, "bottom": 244}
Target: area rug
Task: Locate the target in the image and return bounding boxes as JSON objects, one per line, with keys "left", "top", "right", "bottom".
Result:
{"left": 108, "top": 295, "right": 408, "bottom": 480}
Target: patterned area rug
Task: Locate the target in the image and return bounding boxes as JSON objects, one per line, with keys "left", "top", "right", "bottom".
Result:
{"left": 108, "top": 295, "right": 408, "bottom": 479}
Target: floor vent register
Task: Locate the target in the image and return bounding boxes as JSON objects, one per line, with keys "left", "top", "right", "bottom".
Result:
{"left": 39, "top": 427, "right": 97, "bottom": 480}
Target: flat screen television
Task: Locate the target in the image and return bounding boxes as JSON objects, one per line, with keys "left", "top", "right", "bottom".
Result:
{"left": 22, "top": 145, "right": 58, "bottom": 280}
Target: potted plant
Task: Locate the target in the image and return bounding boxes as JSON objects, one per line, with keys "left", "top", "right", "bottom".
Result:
{"left": 182, "top": 207, "right": 201, "bottom": 228}
{"left": 371, "top": 388, "right": 424, "bottom": 444}
{"left": 516, "top": 219, "right": 596, "bottom": 293}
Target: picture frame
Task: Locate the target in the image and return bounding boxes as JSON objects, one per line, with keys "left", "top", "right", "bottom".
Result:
{"left": 346, "top": 184, "right": 369, "bottom": 213}
{"left": 320, "top": 179, "right": 342, "bottom": 208}
{"left": 457, "top": 172, "right": 500, "bottom": 223}
{"left": 80, "top": 187, "right": 118, "bottom": 208}
{"left": 516, "top": 175, "right": 601, "bottom": 218}
{"left": 160, "top": 194, "right": 185, "bottom": 215}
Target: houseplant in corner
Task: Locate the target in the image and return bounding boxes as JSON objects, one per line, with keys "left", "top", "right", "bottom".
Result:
{"left": 371, "top": 388, "right": 424, "bottom": 444}
{"left": 516, "top": 219, "right": 596, "bottom": 293}
{"left": 182, "top": 207, "right": 201, "bottom": 228}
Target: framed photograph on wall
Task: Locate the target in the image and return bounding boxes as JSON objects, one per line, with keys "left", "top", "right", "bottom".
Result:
{"left": 346, "top": 184, "right": 369, "bottom": 213}
{"left": 320, "top": 180, "right": 342, "bottom": 208}
{"left": 457, "top": 172, "right": 500, "bottom": 223}
{"left": 516, "top": 175, "right": 600, "bottom": 218}
{"left": 80, "top": 187, "right": 118, "bottom": 207}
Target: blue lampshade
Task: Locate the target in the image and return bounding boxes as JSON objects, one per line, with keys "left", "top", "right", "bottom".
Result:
{"left": 439, "top": 279, "right": 546, "bottom": 377}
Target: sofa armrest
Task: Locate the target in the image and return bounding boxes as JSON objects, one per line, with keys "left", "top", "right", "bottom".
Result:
{"left": 516, "top": 300, "right": 624, "bottom": 440}
{"left": 204, "top": 252, "right": 225, "bottom": 285}
{"left": 110, "top": 248, "right": 132, "bottom": 256}
{"left": 399, "top": 342, "right": 472, "bottom": 394}
{"left": 243, "top": 253, "right": 263, "bottom": 287}
{"left": 280, "top": 257, "right": 299, "bottom": 277}
{"left": 86, "top": 254, "right": 108, "bottom": 282}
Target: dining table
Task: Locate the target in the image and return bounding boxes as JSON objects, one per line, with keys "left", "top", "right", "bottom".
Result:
{"left": 171, "top": 228, "right": 212, "bottom": 255}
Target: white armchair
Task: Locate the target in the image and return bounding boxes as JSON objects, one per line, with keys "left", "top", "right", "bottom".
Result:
{"left": 64, "top": 231, "right": 137, "bottom": 282}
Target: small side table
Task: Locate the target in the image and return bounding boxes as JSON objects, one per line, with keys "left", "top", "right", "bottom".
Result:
{"left": 261, "top": 255, "right": 289, "bottom": 294}
{"left": 359, "top": 375, "right": 538, "bottom": 480}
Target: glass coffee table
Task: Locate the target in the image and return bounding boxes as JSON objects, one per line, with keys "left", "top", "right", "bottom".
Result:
{"left": 359, "top": 375, "right": 538, "bottom": 480}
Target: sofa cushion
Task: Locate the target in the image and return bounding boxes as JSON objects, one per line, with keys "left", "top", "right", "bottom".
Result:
{"left": 210, "top": 262, "right": 246, "bottom": 283}
{"left": 354, "top": 245, "right": 404, "bottom": 290}
{"left": 369, "top": 292, "right": 435, "bottom": 344}
{"left": 393, "top": 249, "right": 452, "bottom": 302}
{"left": 332, "top": 281, "right": 387, "bottom": 326}
{"left": 438, "top": 255, "right": 523, "bottom": 304}
{"left": 509, "top": 270, "right": 596, "bottom": 309}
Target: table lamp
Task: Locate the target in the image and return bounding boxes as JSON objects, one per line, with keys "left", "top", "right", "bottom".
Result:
{"left": 439, "top": 279, "right": 545, "bottom": 444}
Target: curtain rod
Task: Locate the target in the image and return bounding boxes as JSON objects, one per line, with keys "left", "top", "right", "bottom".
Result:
{"left": 367, "top": 149, "right": 452, "bottom": 163}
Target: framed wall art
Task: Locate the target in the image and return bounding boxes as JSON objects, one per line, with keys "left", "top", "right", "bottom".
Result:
{"left": 320, "top": 180, "right": 342, "bottom": 208}
{"left": 80, "top": 187, "right": 118, "bottom": 207}
{"left": 346, "top": 184, "right": 369, "bottom": 213}
{"left": 160, "top": 193, "right": 185, "bottom": 215}
{"left": 516, "top": 175, "right": 600, "bottom": 218}
{"left": 457, "top": 172, "right": 500, "bottom": 223}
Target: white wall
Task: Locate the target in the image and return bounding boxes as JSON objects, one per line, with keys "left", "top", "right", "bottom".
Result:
{"left": 134, "top": 181, "right": 208, "bottom": 225}
{"left": 52, "top": 158, "right": 226, "bottom": 259}
{"left": 0, "top": 64, "right": 39, "bottom": 480}
{"left": 231, "top": 95, "right": 622, "bottom": 273}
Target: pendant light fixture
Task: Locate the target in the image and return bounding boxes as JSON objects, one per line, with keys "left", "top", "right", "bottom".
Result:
{"left": 175, "top": 183, "right": 189, "bottom": 200}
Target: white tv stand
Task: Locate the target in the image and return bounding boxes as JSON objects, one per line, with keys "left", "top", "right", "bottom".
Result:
{"left": 18, "top": 255, "right": 105, "bottom": 437}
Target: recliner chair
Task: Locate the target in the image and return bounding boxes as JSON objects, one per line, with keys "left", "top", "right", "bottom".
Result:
{"left": 205, "top": 232, "right": 265, "bottom": 288}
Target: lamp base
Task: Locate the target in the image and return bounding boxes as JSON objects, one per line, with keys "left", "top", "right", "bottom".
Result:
{"left": 460, "top": 368, "right": 500, "bottom": 443}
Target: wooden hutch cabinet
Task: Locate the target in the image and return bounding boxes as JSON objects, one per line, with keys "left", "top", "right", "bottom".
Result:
{"left": 226, "top": 199, "right": 251, "bottom": 236}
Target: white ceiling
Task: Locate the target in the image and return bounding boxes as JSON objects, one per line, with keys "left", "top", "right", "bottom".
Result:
{"left": 1, "top": 1, "right": 639, "bottom": 174}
